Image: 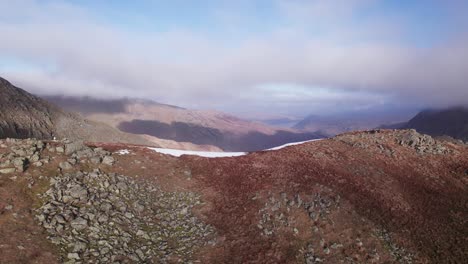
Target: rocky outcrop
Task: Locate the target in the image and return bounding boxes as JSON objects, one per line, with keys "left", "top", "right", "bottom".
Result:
{"left": 334, "top": 129, "right": 453, "bottom": 155}
{"left": 0, "top": 138, "right": 48, "bottom": 173}
{"left": 0, "top": 77, "right": 58, "bottom": 139}
{"left": 0, "top": 137, "right": 216, "bottom": 263}
{"left": 0, "top": 138, "right": 118, "bottom": 176}
{"left": 37, "top": 170, "right": 215, "bottom": 263}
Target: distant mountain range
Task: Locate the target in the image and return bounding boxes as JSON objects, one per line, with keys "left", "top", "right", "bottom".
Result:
{"left": 3, "top": 75, "right": 467, "bottom": 150}
{"left": 44, "top": 96, "right": 323, "bottom": 152}
{"left": 295, "top": 106, "right": 468, "bottom": 142}
{"left": 294, "top": 111, "right": 413, "bottom": 136}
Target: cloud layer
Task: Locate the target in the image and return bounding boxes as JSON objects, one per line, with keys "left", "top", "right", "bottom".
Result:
{"left": 1, "top": 0, "right": 467, "bottom": 117}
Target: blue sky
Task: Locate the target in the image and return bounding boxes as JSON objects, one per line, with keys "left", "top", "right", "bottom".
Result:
{"left": 0, "top": 0, "right": 467, "bottom": 119}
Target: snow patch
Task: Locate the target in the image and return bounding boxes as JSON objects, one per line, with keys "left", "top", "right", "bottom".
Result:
{"left": 116, "top": 149, "right": 130, "bottom": 155}
{"left": 148, "top": 148, "right": 246, "bottom": 158}
{"left": 265, "top": 139, "right": 322, "bottom": 151}
{"left": 148, "top": 138, "right": 324, "bottom": 158}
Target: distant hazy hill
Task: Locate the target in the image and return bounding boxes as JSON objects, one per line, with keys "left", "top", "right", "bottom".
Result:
{"left": 0, "top": 77, "right": 155, "bottom": 145}
{"left": 294, "top": 111, "right": 412, "bottom": 136}
{"left": 45, "top": 96, "right": 323, "bottom": 151}
{"left": 403, "top": 107, "right": 468, "bottom": 141}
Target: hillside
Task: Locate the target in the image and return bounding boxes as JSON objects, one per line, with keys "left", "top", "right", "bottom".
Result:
{"left": 0, "top": 129, "right": 466, "bottom": 263}
{"left": 403, "top": 107, "right": 468, "bottom": 141}
{"left": 45, "top": 96, "right": 322, "bottom": 151}
{"left": 0, "top": 77, "right": 154, "bottom": 146}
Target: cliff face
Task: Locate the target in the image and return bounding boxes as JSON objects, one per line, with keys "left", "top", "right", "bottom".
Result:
{"left": 0, "top": 77, "right": 61, "bottom": 139}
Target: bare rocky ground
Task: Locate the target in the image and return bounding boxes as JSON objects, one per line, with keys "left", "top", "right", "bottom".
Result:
{"left": 0, "top": 129, "right": 467, "bottom": 263}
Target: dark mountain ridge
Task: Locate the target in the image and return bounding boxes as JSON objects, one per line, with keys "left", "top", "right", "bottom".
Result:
{"left": 403, "top": 106, "right": 468, "bottom": 141}
{"left": 41, "top": 95, "right": 184, "bottom": 115}
{"left": 0, "top": 77, "right": 61, "bottom": 139}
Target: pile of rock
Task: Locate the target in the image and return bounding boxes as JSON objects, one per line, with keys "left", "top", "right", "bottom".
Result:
{"left": 49, "top": 140, "right": 115, "bottom": 170}
{"left": 334, "top": 129, "right": 450, "bottom": 155}
{"left": 0, "top": 138, "right": 48, "bottom": 174}
{"left": 0, "top": 137, "right": 118, "bottom": 175}
{"left": 257, "top": 190, "right": 339, "bottom": 237}
{"left": 396, "top": 129, "right": 448, "bottom": 154}
{"left": 36, "top": 170, "right": 215, "bottom": 263}
{"left": 375, "top": 229, "right": 414, "bottom": 264}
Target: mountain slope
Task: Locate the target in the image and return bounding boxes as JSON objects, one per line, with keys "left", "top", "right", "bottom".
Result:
{"left": 403, "top": 107, "right": 468, "bottom": 141}
{"left": 45, "top": 96, "right": 323, "bottom": 151}
{"left": 0, "top": 77, "right": 58, "bottom": 139}
{"left": 0, "top": 77, "right": 154, "bottom": 146}
{"left": 0, "top": 129, "right": 466, "bottom": 263}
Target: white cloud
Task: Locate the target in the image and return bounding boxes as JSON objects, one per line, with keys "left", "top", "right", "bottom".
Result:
{"left": 0, "top": 0, "right": 467, "bottom": 117}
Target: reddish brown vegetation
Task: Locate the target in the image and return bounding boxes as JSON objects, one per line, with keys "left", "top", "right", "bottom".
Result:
{"left": 180, "top": 130, "right": 468, "bottom": 263}
{"left": 0, "top": 130, "right": 466, "bottom": 263}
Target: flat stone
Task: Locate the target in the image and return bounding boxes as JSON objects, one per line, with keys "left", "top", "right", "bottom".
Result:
{"left": 102, "top": 156, "right": 115, "bottom": 166}
{"left": 90, "top": 157, "right": 101, "bottom": 164}
{"left": 69, "top": 185, "right": 88, "bottom": 199}
{"left": 33, "top": 161, "right": 43, "bottom": 167}
{"left": 136, "top": 230, "right": 147, "bottom": 237}
{"left": 72, "top": 241, "right": 87, "bottom": 253}
{"left": 136, "top": 249, "right": 145, "bottom": 260}
{"left": 30, "top": 153, "right": 40, "bottom": 162}
{"left": 70, "top": 217, "right": 88, "bottom": 231}
{"left": 59, "top": 161, "right": 73, "bottom": 170}
{"left": 0, "top": 168, "right": 16, "bottom": 174}
{"left": 97, "top": 214, "right": 108, "bottom": 223}
{"left": 67, "top": 252, "right": 80, "bottom": 260}
{"left": 0, "top": 161, "right": 11, "bottom": 168}
{"left": 12, "top": 158, "right": 26, "bottom": 172}
{"left": 65, "top": 141, "right": 87, "bottom": 155}
{"left": 56, "top": 146, "right": 65, "bottom": 153}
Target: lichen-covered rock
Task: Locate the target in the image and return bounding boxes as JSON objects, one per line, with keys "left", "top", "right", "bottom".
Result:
{"left": 101, "top": 156, "right": 115, "bottom": 166}
{"left": 59, "top": 161, "right": 73, "bottom": 170}
{"left": 65, "top": 141, "right": 86, "bottom": 155}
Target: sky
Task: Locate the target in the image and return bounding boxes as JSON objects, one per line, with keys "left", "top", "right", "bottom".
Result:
{"left": 0, "top": 0, "right": 467, "bottom": 119}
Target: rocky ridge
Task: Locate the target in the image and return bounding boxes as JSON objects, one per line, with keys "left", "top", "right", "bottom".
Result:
{"left": 334, "top": 129, "right": 454, "bottom": 155}
{"left": 37, "top": 170, "right": 215, "bottom": 263}
{"left": 0, "top": 129, "right": 466, "bottom": 263}
{"left": 0, "top": 138, "right": 216, "bottom": 263}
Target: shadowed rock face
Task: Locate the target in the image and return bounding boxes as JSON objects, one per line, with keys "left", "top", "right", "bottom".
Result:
{"left": 41, "top": 96, "right": 128, "bottom": 115}
{"left": 404, "top": 107, "right": 468, "bottom": 141}
{"left": 118, "top": 119, "right": 322, "bottom": 151}
{"left": 0, "top": 77, "right": 59, "bottom": 139}
{"left": 43, "top": 95, "right": 184, "bottom": 115}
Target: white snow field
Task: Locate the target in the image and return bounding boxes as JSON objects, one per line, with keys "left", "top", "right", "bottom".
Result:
{"left": 148, "top": 138, "right": 323, "bottom": 158}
